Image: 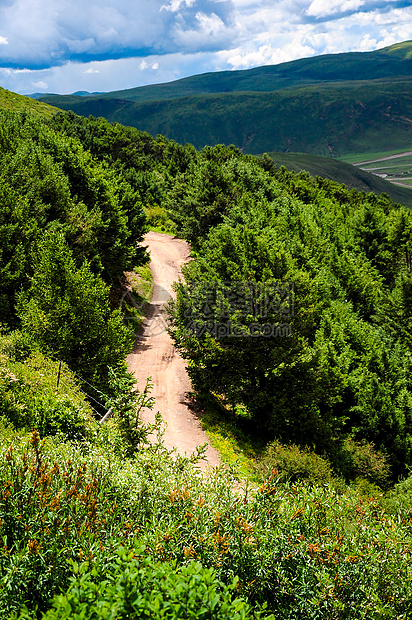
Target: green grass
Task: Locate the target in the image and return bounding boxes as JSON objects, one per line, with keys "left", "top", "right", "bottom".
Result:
{"left": 196, "top": 393, "right": 267, "bottom": 482}
{"left": 0, "top": 339, "right": 97, "bottom": 439}
{"left": 0, "top": 87, "right": 56, "bottom": 117}
{"left": 393, "top": 179, "right": 412, "bottom": 186}
{"left": 130, "top": 264, "right": 153, "bottom": 302}
{"left": 338, "top": 151, "right": 412, "bottom": 194}
{"left": 339, "top": 148, "right": 412, "bottom": 164}
{"left": 117, "top": 265, "right": 153, "bottom": 336}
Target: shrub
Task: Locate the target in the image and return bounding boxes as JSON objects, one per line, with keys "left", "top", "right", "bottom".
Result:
{"left": 336, "top": 438, "right": 391, "bottom": 489}
{"left": 38, "top": 550, "right": 265, "bottom": 620}
{"left": 0, "top": 350, "right": 96, "bottom": 441}
{"left": 383, "top": 474, "right": 412, "bottom": 515}
{"left": 253, "top": 440, "right": 335, "bottom": 485}
{"left": 145, "top": 205, "right": 176, "bottom": 234}
{"left": 2, "top": 426, "right": 412, "bottom": 619}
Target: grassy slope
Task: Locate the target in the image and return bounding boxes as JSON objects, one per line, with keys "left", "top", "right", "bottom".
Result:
{"left": 36, "top": 43, "right": 412, "bottom": 159}
{"left": 266, "top": 151, "right": 412, "bottom": 208}
{"left": 0, "top": 86, "right": 56, "bottom": 117}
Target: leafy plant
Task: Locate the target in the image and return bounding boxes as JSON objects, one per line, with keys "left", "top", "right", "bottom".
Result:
{"left": 253, "top": 441, "right": 335, "bottom": 486}
{"left": 107, "top": 370, "right": 156, "bottom": 456}
{"left": 39, "top": 550, "right": 263, "bottom": 620}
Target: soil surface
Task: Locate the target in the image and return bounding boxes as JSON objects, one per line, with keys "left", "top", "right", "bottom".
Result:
{"left": 127, "top": 231, "right": 221, "bottom": 470}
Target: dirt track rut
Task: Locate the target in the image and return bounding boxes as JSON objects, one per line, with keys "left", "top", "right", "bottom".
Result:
{"left": 127, "top": 232, "right": 221, "bottom": 470}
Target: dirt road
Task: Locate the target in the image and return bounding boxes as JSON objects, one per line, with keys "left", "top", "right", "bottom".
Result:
{"left": 127, "top": 232, "right": 221, "bottom": 470}
{"left": 355, "top": 150, "right": 412, "bottom": 166}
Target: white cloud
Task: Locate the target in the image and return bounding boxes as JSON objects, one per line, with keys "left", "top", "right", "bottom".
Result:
{"left": 32, "top": 80, "right": 48, "bottom": 89}
{"left": 0, "top": 0, "right": 410, "bottom": 95}
{"left": 172, "top": 10, "right": 233, "bottom": 50}
{"left": 358, "top": 34, "right": 378, "bottom": 51}
{"left": 161, "top": 0, "right": 196, "bottom": 12}
{"left": 306, "top": 0, "right": 365, "bottom": 18}
{"left": 225, "top": 37, "right": 315, "bottom": 69}
{"left": 0, "top": 0, "right": 235, "bottom": 68}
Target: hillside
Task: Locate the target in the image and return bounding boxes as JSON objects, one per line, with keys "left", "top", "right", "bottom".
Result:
{"left": 38, "top": 78, "right": 412, "bottom": 157}
{"left": 38, "top": 42, "right": 412, "bottom": 157}
{"left": 0, "top": 86, "right": 56, "bottom": 117}
{"left": 41, "top": 42, "right": 412, "bottom": 104}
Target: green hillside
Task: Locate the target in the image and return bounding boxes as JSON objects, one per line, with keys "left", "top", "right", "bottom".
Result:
{"left": 37, "top": 43, "right": 412, "bottom": 158}
{"left": 39, "top": 77, "right": 412, "bottom": 157}
{"left": 0, "top": 86, "right": 56, "bottom": 117}
{"left": 266, "top": 151, "right": 412, "bottom": 208}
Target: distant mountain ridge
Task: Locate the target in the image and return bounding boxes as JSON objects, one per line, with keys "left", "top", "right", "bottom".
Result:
{"left": 29, "top": 90, "right": 103, "bottom": 99}
{"left": 37, "top": 41, "right": 412, "bottom": 159}
{"left": 40, "top": 41, "right": 412, "bottom": 105}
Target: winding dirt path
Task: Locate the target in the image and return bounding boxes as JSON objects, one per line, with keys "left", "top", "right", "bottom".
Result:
{"left": 127, "top": 232, "right": 221, "bottom": 470}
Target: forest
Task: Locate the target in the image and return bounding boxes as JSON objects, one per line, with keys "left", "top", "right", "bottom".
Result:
{"left": 2, "top": 105, "right": 412, "bottom": 618}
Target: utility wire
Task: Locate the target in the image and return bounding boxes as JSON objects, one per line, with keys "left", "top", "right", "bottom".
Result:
{"left": 45, "top": 353, "right": 111, "bottom": 419}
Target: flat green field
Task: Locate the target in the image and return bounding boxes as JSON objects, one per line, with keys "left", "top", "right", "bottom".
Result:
{"left": 340, "top": 150, "right": 412, "bottom": 187}
{"left": 393, "top": 178, "right": 412, "bottom": 187}
{"left": 340, "top": 149, "right": 412, "bottom": 164}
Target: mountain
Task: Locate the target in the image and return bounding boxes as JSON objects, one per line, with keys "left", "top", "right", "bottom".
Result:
{"left": 28, "top": 90, "right": 104, "bottom": 100}
{"left": 42, "top": 41, "right": 412, "bottom": 104}
{"left": 38, "top": 42, "right": 412, "bottom": 157}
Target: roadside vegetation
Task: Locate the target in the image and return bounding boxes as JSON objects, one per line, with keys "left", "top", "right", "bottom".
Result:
{"left": 2, "top": 98, "right": 412, "bottom": 617}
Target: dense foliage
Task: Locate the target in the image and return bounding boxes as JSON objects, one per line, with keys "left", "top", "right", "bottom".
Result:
{"left": 1, "top": 327, "right": 412, "bottom": 618}
{"left": 0, "top": 108, "right": 147, "bottom": 391}
{"left": 1, "top": 418, "right": 412, "bottom": 619}
{"left": 160, "top": 146, "right": 412, "bottom": 479}
{"left": 19, "top": 109, "right": 412, "bottom": 481}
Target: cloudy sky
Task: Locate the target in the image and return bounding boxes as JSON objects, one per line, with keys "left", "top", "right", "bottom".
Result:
{"left": 0, "top": 0, "right": 411, "bottom": 95}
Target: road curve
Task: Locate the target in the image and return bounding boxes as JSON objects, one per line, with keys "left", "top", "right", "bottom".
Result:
{"left": 127, "top": 231, "right": 221, "bottom": 470}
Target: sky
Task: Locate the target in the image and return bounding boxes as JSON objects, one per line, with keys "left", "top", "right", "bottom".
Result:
{"left": 0, "top": 0, "right": 411, "bottom": 95}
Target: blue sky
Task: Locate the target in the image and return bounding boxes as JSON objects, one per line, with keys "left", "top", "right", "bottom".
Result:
{"left": 0, "top": 0, "right": 411, "bottom": 94}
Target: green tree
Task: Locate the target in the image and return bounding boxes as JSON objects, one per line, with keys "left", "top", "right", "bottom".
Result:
{"left": 18, "top": 231, "right": 133, "bottom": 393}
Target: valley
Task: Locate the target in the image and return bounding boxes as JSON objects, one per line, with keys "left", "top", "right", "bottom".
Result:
{"left": 345, "top": 150, "right": 412, "bottom": 188}
{"left": 37, "top": 42, "right": 412, "bottom": 159}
